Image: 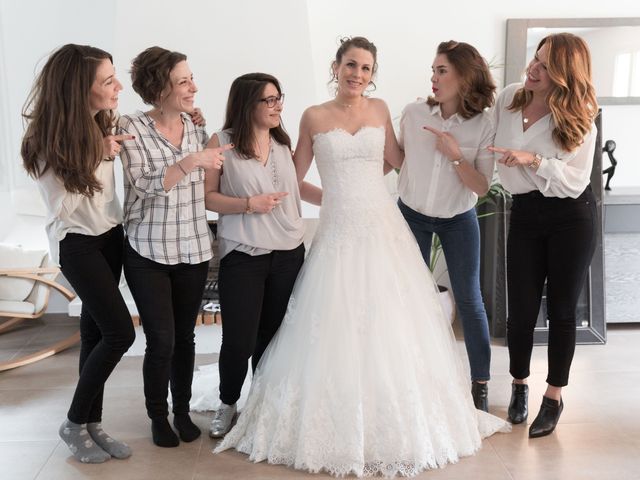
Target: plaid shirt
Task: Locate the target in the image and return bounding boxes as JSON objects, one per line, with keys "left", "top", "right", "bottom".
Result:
{"left": 118, "top": 111, "right": 212, "bottom": 265}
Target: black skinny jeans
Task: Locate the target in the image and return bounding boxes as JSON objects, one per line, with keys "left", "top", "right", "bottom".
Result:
{"left": 59, "top": 225, "right": 135, "bottom": 424}
{"left": 507, "top": 187, "right": 597, "bottom": 387}
{"left": 123, "top": 240, "right": 209, "bottom": 419}
{"left": 218, "top": 243, "right": 305, "bottom": 405}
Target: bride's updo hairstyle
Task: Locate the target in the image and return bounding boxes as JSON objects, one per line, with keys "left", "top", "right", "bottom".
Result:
{"left": 328, "top": 36, "right": 378, "bottom": 91}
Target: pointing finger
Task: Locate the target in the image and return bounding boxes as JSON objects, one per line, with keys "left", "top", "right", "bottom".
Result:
{"left": 273, "top": 192, "right": 289, "bottom": 199}
{"left": 422, "top": 126, "right": 444, "bottom": 136}
{"left": 111, "top": 134, "right": 136, "bottom": 143}
{"left": 487, "top": 146, "right": 508, "bottom": 154}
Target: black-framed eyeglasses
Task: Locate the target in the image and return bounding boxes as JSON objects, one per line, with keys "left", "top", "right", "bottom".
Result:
{"left": 259, "top": 94, "right": 285, "bottom": 108}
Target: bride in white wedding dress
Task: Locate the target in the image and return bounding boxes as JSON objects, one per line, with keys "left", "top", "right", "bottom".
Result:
{"left": 214, "top": 37, "right": 509, "bottom": 477}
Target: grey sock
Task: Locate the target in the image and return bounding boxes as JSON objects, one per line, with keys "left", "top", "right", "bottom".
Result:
{"left": 87, "top": 422, "right": 132, "bottom": 459}
{"left": 59, "top": 419, "right": 111, "bottom": 464}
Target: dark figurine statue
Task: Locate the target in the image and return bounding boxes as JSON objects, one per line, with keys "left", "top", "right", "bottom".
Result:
{"left": 602, "top": 139, "right": 617, "bottom": 191}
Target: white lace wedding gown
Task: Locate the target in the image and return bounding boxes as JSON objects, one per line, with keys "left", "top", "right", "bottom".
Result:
{"left": 214, "top": 126, "right": 509, "bottom": 477}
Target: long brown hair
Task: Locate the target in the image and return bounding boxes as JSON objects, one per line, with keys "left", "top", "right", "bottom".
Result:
{"left": 222, "top": 73, "right": 291, "bottom": 159}
{"left": 21, "top": 44, "right": 116, "bottom": 196}
{"left": 508, "top": 33, "right": 597, "bottom": 152}
{"left": 427, "top": 40, "right": 496, "bottom": 119}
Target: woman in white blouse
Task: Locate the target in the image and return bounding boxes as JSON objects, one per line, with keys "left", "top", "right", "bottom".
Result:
{"left": 118, "top": 47, "right": 229, "bottom": 448}
{"left": 490, "top": 33, "right": 598, "bottom": 438}
{"left": 22, "top": 44, "right": 134, "bottom": 463}
{"left": 396, "top": 41, "right": 496, "bottom": 412}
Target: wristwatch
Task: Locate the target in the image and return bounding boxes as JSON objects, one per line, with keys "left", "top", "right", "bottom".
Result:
{"left": 452, "top": 159, "right": 462, "bottom": 166}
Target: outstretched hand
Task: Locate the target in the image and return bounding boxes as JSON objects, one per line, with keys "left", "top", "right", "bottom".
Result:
{"left": 199, "top": 143, "right": 234, "bottom": 170}
{"left": 103, "top": 134, "right": 135, "bottom": 159}
{"left": 487, "top": 146, "right": 535, "bottom": 167}
{"left": 422, "top": 126, "right": 462, "bottom": 161}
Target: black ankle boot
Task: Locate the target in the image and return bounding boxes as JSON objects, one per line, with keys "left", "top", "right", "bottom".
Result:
{"left": 471, "top": 382, "right": 489, "bottom": 412}
{"left": 529, "top": 396, "right": 563, "bottom": 438}
{"left": 508, "top": 383, "right": 529, "bottom": 424}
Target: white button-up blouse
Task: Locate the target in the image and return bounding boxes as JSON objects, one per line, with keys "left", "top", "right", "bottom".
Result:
{"left": 398, "top": 101, "right": 495, "bottom": 218}
{"left": 494, "top": 83, "right": 597, "bottom": 199}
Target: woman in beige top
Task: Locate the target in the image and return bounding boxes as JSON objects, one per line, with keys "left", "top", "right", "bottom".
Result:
{"left": 205, "top": 73, "right": 317, "bottom": 438}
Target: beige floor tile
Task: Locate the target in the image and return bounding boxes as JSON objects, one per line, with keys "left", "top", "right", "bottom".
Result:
{"left": 2, "top": 320, "right": 640, "bottom": 479}
{"left": 0, "top": 348, "right": 21, "bottom": 362}
{"left": 37, "top": 436, "right": 203, "bottom": 480}
{"left": 0, "top": 320, "right": 47, "bottom": 349}
{"left": 0, "top": 388, "right": 72, "bottom": 442}
{"left": 489, "top": 422, "right": 640, "bottom": 480}
{"left": 0, "top": 440, "right": 59, "bottom": 480}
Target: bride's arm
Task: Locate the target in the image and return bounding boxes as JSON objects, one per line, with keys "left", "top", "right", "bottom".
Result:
{"left": 380, "top": 100, "right": 404, "bottom": 171}
{"left": 294, "top": 108, "right": 322, "bottom": 206}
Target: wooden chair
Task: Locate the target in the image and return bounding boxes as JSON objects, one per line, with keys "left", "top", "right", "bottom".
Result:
{"left": 0, "top": 256, "right": 79, "bottom": 371}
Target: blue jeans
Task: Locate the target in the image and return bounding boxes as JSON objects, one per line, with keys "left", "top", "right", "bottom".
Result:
{"left": 399, "top": 199, "right": 491, "bottom": 381}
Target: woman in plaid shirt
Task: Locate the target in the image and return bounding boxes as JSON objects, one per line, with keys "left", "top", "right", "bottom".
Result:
{"left": 118, "top": 46, "right": 230, "bottom": 448}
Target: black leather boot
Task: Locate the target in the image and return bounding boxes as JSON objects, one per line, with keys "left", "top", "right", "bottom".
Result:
{"left": 508, "top": 383, "right": 529, "bottom": 424}
{"left": 529, "top": 396, "right": 563, "bottom": 438}
{"left": 471, "top": 382, "right": 489, "bottom": 412}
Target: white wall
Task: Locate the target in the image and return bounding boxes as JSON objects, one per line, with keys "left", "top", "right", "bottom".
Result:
{"left": 3, "top": 0, "right": 640, "bottom": 215}
{"left": 2, "top": 0, "right": 640, "bottom": 310}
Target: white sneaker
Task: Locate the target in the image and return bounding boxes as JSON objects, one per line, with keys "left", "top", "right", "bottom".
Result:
{"left": 209, "top": 403, "right": 237, "bottom": 438}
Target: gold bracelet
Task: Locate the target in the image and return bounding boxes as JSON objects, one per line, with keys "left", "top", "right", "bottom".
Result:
{"left": 245, "top": 197, "right": 254, "bottom": 214}
{"left": 177, "top": 161, "right": 188, "bottom": 176}
{"left": 529, "top": 153, "right": 542, "bottom": 169}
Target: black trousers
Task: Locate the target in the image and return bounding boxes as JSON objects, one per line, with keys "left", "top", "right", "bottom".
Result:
{"left": 123, "top": 240, "right": 209, "bottom": 419}
{"left": 59, "top": 225, "right": 135, "bottom": 424}
{"left": 218, "top": 243, "right": 305, "bottom": 405}
{"left": 507, "top": 187, "right": 597, "bottom": 387}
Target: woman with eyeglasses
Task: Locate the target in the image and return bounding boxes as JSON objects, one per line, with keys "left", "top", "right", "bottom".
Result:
{"left": 117, "top": 46, "right": 230, "bottom": 448}
{"left": 204, "top": 73, "right": 318, "bottom": 438}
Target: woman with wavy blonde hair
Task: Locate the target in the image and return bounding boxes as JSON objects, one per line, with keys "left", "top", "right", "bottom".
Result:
{"left": 397, "top": 40, "right": 497, "bottom": 412}
{"left": 490, "top": 32, "right": 598, "bottom": 438}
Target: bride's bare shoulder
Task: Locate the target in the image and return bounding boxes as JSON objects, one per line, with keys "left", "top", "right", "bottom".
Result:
{"left": 301, "top": 102, "right": 336, "bottom": 134}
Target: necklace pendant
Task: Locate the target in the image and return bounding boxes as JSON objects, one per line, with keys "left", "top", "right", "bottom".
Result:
{"left": 523, "top": 117, "right": 529, "bottom": 124}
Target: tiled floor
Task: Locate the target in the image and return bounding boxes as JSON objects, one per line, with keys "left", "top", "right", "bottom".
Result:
{"left": 1, "top": 316, "right": 640, "bottom": 480}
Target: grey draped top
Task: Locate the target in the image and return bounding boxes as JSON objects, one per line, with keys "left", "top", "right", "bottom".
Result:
{"left": 216, "top": 129, "right": 304, "bottom": 259}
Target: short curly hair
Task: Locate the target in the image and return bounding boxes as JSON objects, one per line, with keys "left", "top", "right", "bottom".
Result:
{"left": 130, "top": 46, "right": 187, "bottom": 106}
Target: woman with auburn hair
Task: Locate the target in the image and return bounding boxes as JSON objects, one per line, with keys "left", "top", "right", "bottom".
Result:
{"left": 489, "top": 33, "right": 598, "bottom": 438}
{"left": 22, "top": 44, "right": 135, "bottom": 463}
{"left": 396, "top": 40, "right": 496, "bottom": 412}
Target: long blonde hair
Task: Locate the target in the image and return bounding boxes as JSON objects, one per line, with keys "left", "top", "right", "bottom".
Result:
{"left": 508, "top": 33, "right": 597, "bottom": 152}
